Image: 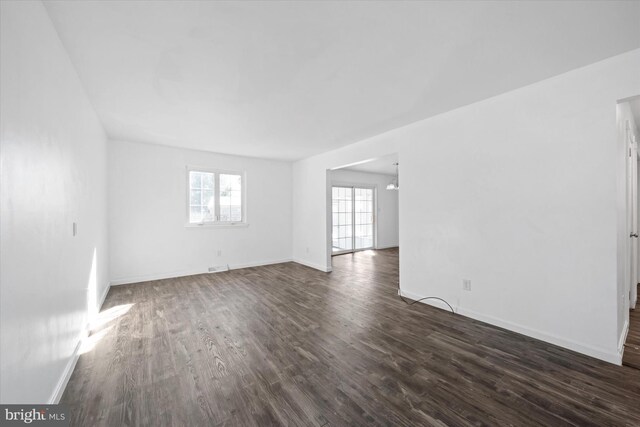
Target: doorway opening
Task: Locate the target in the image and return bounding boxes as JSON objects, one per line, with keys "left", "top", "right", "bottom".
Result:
{"left": 618, "top": 95, "right": 640, "bottom": 368}
{"left": 619, "top": 96, "right": 640, "bottom": 311}
{"left": 327, "top": 153, "right": 399, "bottom": 268}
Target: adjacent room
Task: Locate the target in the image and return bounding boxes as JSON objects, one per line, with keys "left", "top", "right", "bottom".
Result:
{"left": 1, "top": 1, "right": 640, "bottom": 425}
{"left": 330, "top": 154, "right": 399, "bottom": 254}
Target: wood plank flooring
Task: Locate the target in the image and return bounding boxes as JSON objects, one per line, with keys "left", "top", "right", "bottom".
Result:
{"left": 62, "top": 248, "right": 640, "bottom": 426}
{"left": 623, "top": 285, "right": 640, "bottom": 370}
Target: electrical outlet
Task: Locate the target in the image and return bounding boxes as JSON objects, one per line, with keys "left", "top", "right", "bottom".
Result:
{"left": 72, "top": 222, "right": 77, "bottom": 237}
{"left": 217, "top": 250, "right": 222, "bottom": 257}
{"left": 463, "top": 279, "right": 471, "bottom": 291}
{"left": 306, "top": 247, "right": 310, "bottom": 254}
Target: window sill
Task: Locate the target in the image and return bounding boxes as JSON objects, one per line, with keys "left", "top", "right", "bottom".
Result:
{"left": 185, "top": 222, "right": 249, "bottom": 229}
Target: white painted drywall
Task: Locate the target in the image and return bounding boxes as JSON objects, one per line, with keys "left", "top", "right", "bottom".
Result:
{"left": 1, "top": 1, "right": 109, "bottom": 403}
{"left": 292, "top": 49, "right": 640, "bottom": 363}
{"left": 108, "top": 139, "right": 292, "bottom": 284}
{"left": 330, "top": 169, "right": 399, "bottom": 249}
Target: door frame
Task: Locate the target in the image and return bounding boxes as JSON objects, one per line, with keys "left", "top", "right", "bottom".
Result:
{"left": 625, "top": 119, "right": 639, "bottom": 311}
{"left": 632, "top": 128, "right": 639, "bottom": 309}
{"left": 330, "top": 183, "right": 377, "bottom": 256}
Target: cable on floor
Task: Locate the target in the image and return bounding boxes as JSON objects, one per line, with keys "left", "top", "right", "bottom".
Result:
{"left": 397, "top": 282, "right": 455, "bottom": 314}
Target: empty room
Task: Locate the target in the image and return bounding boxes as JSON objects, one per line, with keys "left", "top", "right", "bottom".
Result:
{"left": 2, "top": 0, "right": 640, "bottom": 426}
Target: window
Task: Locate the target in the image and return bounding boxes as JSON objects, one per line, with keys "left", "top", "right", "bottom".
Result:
{"left": 219, "top": 173, "right": 242, "bottom": 222}
{"left": 188, "top": 168, "right": 244, "bottom": 225}
{"left": 189, "top": 171, "right": 215, "bottom": 224}
{"left": 332, "top": 185, "right": 375, "bottom": 253}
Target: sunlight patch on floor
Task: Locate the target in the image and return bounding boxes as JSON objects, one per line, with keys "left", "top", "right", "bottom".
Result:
{"left": 79, "top": 325, "right": 113, "bottom": 355}
{"left": 90, "top": 303, "right": 134, "bottom": 330}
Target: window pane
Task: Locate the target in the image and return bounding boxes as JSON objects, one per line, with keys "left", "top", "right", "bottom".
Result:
{"left": 220, "top": 205, "right": 231, "bottom": 222}
{"left": 230, "top": 191, "right": 241, "bottom": 205}
{"left": 331, "top": 186, "right": 357, "bottom": 252}
{"left": 190, "top": 206, "right": 203, "bottom": 223}
{"left": 203, "top": 190, "right": 214, "bottom": 209}
{"left": 189, "top": 171, "right": 202, "bottom": 188}
{"left": 189, "top": 171, "right": 215, "bottom": 223}
{"left": 343, "top": 238, "right": 352, "bottom": 250}
{"left": 202, "top": 173, "right": 214, "bottom": 189}
{"left": 219, "top": 174, "right": 242, "bottom": 222}
{"left": 202, "top": 208, "right": 214, "bottom": 222}
{"left": 220, "top": 174, "right": 241, "bottom": 192}
{"left": 230, "top": 205, "right": 241, "bottom": 222}
{"left": 190, "top": 190, "right": 201, "bottom": 205}
{"left": 354, "top": 187, "right": 374, "bottom": 249}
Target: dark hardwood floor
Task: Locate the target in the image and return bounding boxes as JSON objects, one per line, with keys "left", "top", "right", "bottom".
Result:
{"left": 623, "top": 285, "right": 640, "bottom": 370}
{"left": 62, "top": 248, "right": 640, "bottom": 426}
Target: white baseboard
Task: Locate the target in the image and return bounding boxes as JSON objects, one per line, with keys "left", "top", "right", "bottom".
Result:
{"left": 110, "top": 268, "right": 209, "bottom": 286}
{"left": 49, "top": 332, "right": 84, "bottom": 404}
{"left": 97, "top": 281, "right": 111, "bottom": 309}
{"left": 398, "top": 288, "right": 622, "bottom": 365}
{"left": 618, "top": 318, "right": 630, "bottom": 361}
{"left": 49, "top": 281, "right": 112, "bottom": 404}
{"left": 375, "top": 245, "right": 399, "bottom": 250}
{"left": 292, "top": 258, "right": 332, "bottom": 272}
{"left": 110, "top": 258, "right": 294, "bottom": 286}
{"left": 230, "top": 258, "right": 293, "bottom": 270}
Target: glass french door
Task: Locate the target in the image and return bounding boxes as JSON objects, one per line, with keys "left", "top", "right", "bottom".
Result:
{"left": 332, "top": 186, "right": 375, "bottom": 254}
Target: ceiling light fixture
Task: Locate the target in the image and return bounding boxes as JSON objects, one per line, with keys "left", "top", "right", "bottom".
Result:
{"left": 386, "top": 162, "right": 399, "bottom": 190}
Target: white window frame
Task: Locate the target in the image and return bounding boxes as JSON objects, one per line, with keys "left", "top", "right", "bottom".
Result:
{"left": 185, "top": 166, "right": 248, "bottom": 228}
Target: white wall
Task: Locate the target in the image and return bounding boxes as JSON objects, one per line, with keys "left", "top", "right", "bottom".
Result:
{"left": 1, "top": 1, "right": 109, "bottom": 403}
{"left": 330, "top": 169, "right": 399, "bottom": 250}
{"left": 292, "top": 49, "right": 640, "bottom": 363}
{"left": 109, "top": 139, "right": 292, "bottom": 284}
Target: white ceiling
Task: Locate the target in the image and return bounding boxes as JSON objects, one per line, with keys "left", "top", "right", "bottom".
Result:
{"left": 340, "top": 154, "right": 398, "bottom": 176}
{"left": 44, "top": 1, "right": 640, "bottom": 160}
